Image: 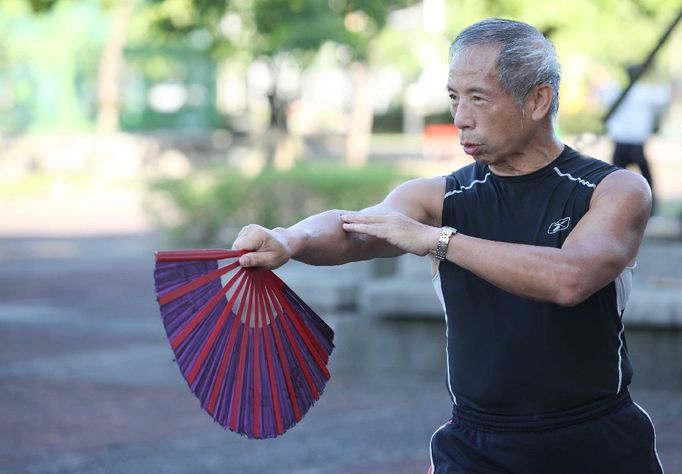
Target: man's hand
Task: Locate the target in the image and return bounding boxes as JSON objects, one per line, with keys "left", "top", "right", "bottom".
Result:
{"left": 231, "top": 224, "right": 292, "bottom": 269}
{"left": 341, "top": 212, "right": 441, "bottom": 257}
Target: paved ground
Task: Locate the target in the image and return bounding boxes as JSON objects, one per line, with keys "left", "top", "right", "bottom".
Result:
{"left": 1, "top": 233, "right": 681, "bottom": 473}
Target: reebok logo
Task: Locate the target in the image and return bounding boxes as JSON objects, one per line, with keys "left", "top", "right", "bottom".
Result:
{"left": 547, "top": 217, "right": 571, "bottom": 234}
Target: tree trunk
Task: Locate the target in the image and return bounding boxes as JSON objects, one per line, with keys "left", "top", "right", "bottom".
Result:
{"left": 345, "top": 62, "right": 373, "bottom": 168}
{"left": 96, "top": 1, "right": 134, "bottom": 134}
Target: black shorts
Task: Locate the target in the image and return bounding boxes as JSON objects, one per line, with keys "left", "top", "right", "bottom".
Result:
{"left": 613, "top": 142, "right": 648, "bottom": 168}
{"left": 429, "top": 391, "right": 663, "bottom": 474}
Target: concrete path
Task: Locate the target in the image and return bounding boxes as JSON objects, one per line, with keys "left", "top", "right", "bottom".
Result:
{"left": 1, "top": 234, "right": 681, "bottom": 473}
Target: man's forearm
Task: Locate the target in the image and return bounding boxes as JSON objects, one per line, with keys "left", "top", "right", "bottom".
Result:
{"left": 446, "top": 233, "right": 618, "bottom": 306}
{"left": 277, "top": 210, "right": 391, "bottom": 266}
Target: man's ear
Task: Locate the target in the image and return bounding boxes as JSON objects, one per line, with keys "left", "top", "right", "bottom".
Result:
{"left": 526, "top": 83, "right": 554, "bottom": 121}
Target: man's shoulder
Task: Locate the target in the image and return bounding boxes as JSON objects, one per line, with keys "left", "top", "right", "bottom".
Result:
{"left": 590, "top": 168, "right": 652, "bottom": 219}
{"left": 597, "top": 167, "right": 651, "bottom": 195}
{"left": 556, "top": 145, "right": 617, "bottom": 186}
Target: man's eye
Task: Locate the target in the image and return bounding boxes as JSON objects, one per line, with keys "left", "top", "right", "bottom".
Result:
{"left": 472, "top": 96, "right": 484, "bottom": 103}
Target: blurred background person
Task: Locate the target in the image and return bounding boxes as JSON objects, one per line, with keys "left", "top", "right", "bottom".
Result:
{"left": 602, "top": 64, "right": 671, "bottom": 213}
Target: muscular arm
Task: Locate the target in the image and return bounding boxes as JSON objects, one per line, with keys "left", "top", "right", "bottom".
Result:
{"left": 444, "top": 170, "right": 651, "bottom": 306}
{"left": 344, "top": 169, "right": 651, "bottom": 306}
{"left": 232, "top": 177, "right": 445, "bottom": 268}
{"left": 238, "top": 167, "right": 650, "bottom": 306}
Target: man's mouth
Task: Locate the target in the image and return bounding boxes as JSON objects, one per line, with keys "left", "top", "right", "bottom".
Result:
{"left": 461, "top": 142, "right": 482, "bottom": 155}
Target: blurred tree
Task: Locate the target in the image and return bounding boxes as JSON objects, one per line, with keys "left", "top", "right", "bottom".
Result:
{"left": 20, "top": 0, "right": 134, "bottom": 134}
{"left": 97, "top": 1, "right": 135, "bottom": 133}
{"left": 144, "top": 0, "right": 420, "bottom": 166}
{"left": 25, "top": 0, "right": 59, "bottom": 12}
{"left": 9, "top": 0, "right": 681, "bottom": 137}
{"left": 1, "top": 1, "right": 110, "bottom": 132}
{"left": 253, "top": 0, "right": 419, "bottom": 166}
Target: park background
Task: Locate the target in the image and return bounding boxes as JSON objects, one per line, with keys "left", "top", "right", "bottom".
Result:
{"left": 1, "top": 0, "right": 682, "bottom": 473}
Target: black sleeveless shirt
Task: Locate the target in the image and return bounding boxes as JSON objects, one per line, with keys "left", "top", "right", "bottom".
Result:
{"left": 434, "top": 145, "right": 633, "bottom": 415}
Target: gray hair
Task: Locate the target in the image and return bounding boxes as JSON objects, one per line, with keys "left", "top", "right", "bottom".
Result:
{"left": 450, "top": 18, "right": 561, "bottom": 118}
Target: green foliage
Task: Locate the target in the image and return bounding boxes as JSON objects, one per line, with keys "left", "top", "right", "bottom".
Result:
{"left": 250, "top": 0, "right": 415, "bottom": 59}
{"left": 372, "top": 106, "right": 403, "bottom": 132}
{"left": 148, "top": 161, "right": 410, "bottom": 245}
{"left": 558, "top": 111, "right": 604, "bottom": 136}
{"left": 139, "top": 0, "right": 232, "bottom": 54}
{"left": 0, "top": 1, "right": 108, "bottom": 133}
{"left": 135, "top": 0, "right": 421, "bottom": 63}
{"left": 119, "top": 45, "right": 221, "bottom": 131}
{"left": 27, "top": 0, "right": 59, "bottom": 13}
{"left": 149, "top": 166, "right": 248, "bottom": 244}
{"left": 373, "top": 107, "right": 454, "bottom": 133}
{"left": 252, "top": 161, "right": 408, "bottom": 224}
{"left": 7, "top": 0, "right": 682, "bottom": 135}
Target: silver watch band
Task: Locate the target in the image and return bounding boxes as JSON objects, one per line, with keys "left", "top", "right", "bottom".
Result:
{"left": 434, "top": 226, "right": 457, "bottom": 261}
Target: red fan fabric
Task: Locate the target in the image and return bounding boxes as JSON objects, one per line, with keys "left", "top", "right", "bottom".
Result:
{"left": 154, "top": 249, "right": 334, "bottom": 439}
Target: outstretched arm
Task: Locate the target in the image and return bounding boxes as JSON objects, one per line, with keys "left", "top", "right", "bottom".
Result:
{"left": 343, "top": 169, "right": 651, "bottom": 306}
{"left": 232, "top": 177, "right": 445, "bottom": 269}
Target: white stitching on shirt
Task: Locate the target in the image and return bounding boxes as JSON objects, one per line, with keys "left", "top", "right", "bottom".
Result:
{"left": 444, "top": 172, "right": 491, "bottom": 198}
{"left": 553, "top": 167, "right": 596, "bottom": 188}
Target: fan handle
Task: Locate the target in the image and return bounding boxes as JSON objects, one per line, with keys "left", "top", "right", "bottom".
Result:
{"left": 155, "top": 249, "right": 248, "bottom": 262}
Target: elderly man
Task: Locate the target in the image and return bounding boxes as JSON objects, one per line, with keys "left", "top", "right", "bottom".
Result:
{"left": 234, "top": 18, "right": 662, "bottom": 474}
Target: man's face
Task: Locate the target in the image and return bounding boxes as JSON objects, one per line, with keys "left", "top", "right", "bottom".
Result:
{"left": 447, "top": 44, "right": 532, "bottom": 167}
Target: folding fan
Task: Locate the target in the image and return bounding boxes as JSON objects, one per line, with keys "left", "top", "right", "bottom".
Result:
{"left": 153, "top": 249, "right": 334, "bottom": 439}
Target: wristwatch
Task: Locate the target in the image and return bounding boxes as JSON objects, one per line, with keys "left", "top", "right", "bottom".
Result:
{"left": 434, "top": 226, "right": 457, "bottom": 261}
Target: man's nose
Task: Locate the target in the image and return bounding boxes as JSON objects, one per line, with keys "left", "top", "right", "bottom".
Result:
{"left": 454, "top": 102, "right": 474, "bottom": 130}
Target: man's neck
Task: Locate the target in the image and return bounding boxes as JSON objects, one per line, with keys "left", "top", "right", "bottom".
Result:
{"left": 489, "top": 131, "right": 564, "bottom": 177}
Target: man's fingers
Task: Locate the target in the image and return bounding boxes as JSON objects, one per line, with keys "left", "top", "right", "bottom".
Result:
{"left": 342, "top": 222, "right": 365, "bottom": 233}
{"left": 238, "top": 249, "right": 266, "bottom": 267}
{"left": 239, "top": 251, "right": 281, "bottom": 269}
{"left": 231, "top": 236, "right": 258, "bottom": 251}
{"left": 232, "top": 225, "right": 266, "bottom": 251}
{"left": 341, "top": 213, "right": 381, "bottom": 224}
{"left": 229, "top": 223, "right": 290, "bottom": 270}
{"left": 342, "top": 212, "right": 406, "bottom": 225}
{"left": 342, "top": 222, "right": 384, "bottom": 238}
{"left": 238, "top": 253, "right": 256, "bottom": 267}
